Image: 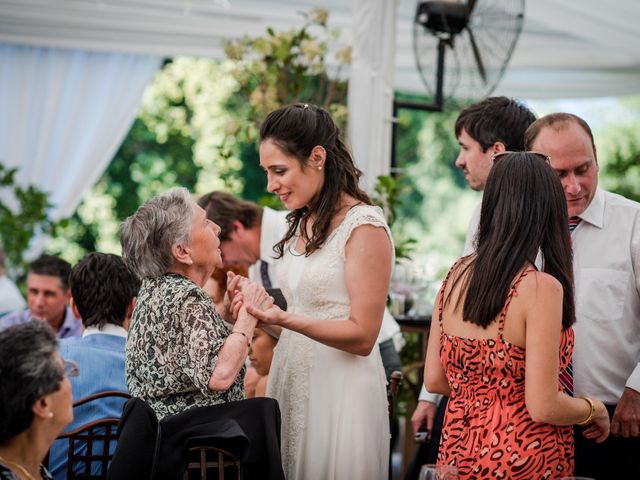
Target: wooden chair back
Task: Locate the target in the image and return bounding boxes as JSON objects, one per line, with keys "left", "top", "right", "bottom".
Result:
{"left": 56, "top": 390, "right": 131, "bottom": 480}
{"left": 182, "top": 444, "right": 241, "bottom": 480}
{"left": 387, "top": 370, "right": 404, "bottom": 419}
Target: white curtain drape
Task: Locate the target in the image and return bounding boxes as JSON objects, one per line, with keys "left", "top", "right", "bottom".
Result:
{"left": 347, "top": 0, "right": 398, "bottom": 193}
{"left": 0, "top": 44, "right": 161, "bottom": 220}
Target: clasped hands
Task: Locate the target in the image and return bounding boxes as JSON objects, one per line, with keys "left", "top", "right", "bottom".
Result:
{"left": 222, "top": 271, "right": 285, "bottom": 326}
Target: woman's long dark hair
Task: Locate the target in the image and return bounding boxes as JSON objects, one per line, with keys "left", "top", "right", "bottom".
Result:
{"left": 259, "top": 103, "right": 371, "bottom": 257}
{"left": 449, "top": 152, "right": 575, "bottom": 330}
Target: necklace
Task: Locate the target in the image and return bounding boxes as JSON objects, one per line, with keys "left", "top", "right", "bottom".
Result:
{"left": 0, "top": 455, "right": 37, "bottom": 480}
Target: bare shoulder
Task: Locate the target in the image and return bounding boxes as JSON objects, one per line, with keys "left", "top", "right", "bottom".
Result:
{"left": 518, "top": 270, "right": 563, "bottom": 302}
{"left": 345, "top": 223, "right": 392, "bottom": 253}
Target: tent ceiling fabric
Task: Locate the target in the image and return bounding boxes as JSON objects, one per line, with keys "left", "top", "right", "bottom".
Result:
{"left": 2, "top": 0, "right": 640, "bottom": 99}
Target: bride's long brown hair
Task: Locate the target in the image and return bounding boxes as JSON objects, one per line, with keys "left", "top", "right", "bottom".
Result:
{"left": 259, "top": 103, "right": 371, "bottom": 258}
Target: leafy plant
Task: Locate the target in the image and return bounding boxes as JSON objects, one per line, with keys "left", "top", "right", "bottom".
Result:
{"left": 371, "top": 175, "right": 417, "bottom": 260}
{"left": 601, "top": 133, "right": 640, "bottom": 203}
{"left": 0, "top": 163, "right": 59, "bottom": 276}
{"left": 221, "top": 8, "right": 350, "bottom": 202}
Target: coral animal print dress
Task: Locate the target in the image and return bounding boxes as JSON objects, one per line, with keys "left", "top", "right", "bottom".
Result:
{"left": 437, "top": 267, "right": 574, "bottom": 479}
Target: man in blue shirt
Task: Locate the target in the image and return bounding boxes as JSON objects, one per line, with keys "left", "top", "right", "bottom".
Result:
{"left": 0, "top": 254, "right": 81, "bottom": 337}
{"left": 48, "top": 252, "right": 140, "bottom": 479}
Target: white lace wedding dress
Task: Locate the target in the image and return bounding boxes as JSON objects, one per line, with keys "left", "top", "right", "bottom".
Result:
{"left": 266, "top": 205, "right": 391, "bottom": 480}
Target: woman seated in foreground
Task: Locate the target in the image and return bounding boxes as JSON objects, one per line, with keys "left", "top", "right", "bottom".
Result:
{"left": 0, "top": 322, "right": 75, "bottom": 480}
{"left": 425, "top": 152, "right": 610, "bottom": 479}
{"left": 120, "top": 187, "right": 272, "bottom": 420}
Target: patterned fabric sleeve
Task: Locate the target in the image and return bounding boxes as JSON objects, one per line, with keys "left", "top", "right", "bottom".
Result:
{"left": 0, "top": 465, "right": 17, "bottom": 480}
{"left": 174, "top": 294, "right": 229, "bottom": 396}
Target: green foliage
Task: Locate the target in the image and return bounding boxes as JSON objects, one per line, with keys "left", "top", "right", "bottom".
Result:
{"left": 390, "top": 97, "right": 479, "bottom": 276}
{"left": 221, "top": 8, "right": 349, "bottom": 202}
{"left": 50, "top": 11, "right": 353, "bottom": 259}
{"left": 0, "top": 163, "right": 58, "bottom": 274}
{"left": 49, "top": 58, "right": 237, "bottom": 261}
{"left": 50, "top": 113, "right": 200, "bottom": 258}
{"left": 371, "top": 175, "right": 417, "bottom": 260}
{"left": 600, "top": 125, "right": 640, "bottom": 203}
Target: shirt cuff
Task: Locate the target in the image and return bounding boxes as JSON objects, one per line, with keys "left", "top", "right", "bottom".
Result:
{"left": 625, "top": 364, "right": 640, "bottom": 393}
{"left": 418, "top": 384, "right": 442, "bottom": 404}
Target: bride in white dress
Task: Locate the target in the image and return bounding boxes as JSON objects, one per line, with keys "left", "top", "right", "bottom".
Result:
{"left": 247, "top": 103, "right": 393, "bottom": 480}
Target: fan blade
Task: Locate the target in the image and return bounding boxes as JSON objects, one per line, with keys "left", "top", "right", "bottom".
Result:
{"left": 467, "top": 0, "right": 478, "bottom": 15}
{"left": 466, "top": 26, "right": 487, "bottom": 84}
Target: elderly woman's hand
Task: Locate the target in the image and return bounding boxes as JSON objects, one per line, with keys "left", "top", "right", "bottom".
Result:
{"left": 246, "top": 297, "right": 286, "bottom": 326}
{"left": 240, "top": 281, "right": 273, "bottom": 311}
{"left": 221, "top": 272, "right": 248, "bottom": 323}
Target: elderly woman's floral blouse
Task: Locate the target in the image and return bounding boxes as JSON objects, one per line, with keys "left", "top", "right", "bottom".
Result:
{"left": 126, "top": 273, "right": 244, "bottom": 420}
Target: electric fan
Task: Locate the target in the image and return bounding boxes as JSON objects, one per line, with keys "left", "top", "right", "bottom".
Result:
{"left": 413, "top": 0, "right": 525, "bottom": 108}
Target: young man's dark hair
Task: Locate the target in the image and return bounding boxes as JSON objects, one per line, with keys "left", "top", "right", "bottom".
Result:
{"left": 69, "top": 253, "right": 140, "bottom": 329}
{"left": 29, "top": 254, "right": 72, "bottom": 291}
{"left": 197, "top": 191, "right": 263, "bottom": 241}
{"left": 455, "top": 96, "right": 537, "bottom": 152}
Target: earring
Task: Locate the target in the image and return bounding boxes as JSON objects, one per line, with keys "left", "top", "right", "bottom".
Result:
{"left": 48, "top": 412, "right": 54, "bottom": 418}
{"left": 318, "top": 166, "right": 323, "bottom": 171}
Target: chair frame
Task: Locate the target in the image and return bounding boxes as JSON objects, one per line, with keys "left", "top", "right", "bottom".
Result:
{"left": 183, "top": 445, "right": 241, "bottom": 480}
{"left": 387, "top": 370, "right": 403, "bottom": 419}
{"left": 54, "top": 390, "right": 131, "bottom": 480}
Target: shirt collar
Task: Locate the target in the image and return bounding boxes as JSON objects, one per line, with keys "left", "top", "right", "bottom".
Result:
{"left": 56, "top": 307, "right": 82, "bottom": 338}
{"left": 83, "top": 324, "right": 128, "bottom": 338}
{"left": 577, "top": 188, "right": 604, "bottom": 229}
{"left": 259, "top": 207, "right": 280, "bottom": 265}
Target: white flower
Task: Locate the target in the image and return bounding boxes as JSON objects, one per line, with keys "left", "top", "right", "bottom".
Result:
{"left": 309, "top": 8, "right": 329, "bottom": 27}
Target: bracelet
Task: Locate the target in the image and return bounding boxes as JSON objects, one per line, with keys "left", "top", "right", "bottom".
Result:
{"left": 577, "top": 396, "right": 595, "bottom": 426}
{"left": 229, "top": 331, "right": 251, "bottom": 349}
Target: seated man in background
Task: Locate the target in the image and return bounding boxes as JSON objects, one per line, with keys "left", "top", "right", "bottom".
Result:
{"left": 48, "top": 252, "right": 140, "bottom": 479}
{"left": 0, "top": 254, "right": 81, "bottom": 338}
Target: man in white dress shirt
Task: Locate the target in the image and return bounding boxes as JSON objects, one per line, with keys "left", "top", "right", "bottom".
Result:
{"left": 198, "top": 191, "right": 404, "bottom": 379}
{"left": 526, "top": 113, "right": 640, "bottom": 478}
{"left": 409, "top": 98, "right": 536, "bottom": 468}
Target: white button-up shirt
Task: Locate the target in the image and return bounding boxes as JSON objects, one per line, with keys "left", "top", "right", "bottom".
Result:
{"left": 572, "top": 188, "right": 640, "bottom": 404}
{"left": 248, "top": 207, "right": 289, "bottom": 288}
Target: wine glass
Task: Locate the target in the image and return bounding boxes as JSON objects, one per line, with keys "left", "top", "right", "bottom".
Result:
{"left": 389, "top": 262, "right": 410, "bottom": 316}
{"left": 419, "top": 464, "right": 459, "bottom": 480}
{"left": 390, "top": 261, "right": 431, "bottom": 317}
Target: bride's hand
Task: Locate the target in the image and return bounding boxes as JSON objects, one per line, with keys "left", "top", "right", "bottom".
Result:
{"left": 246, "top": 302, "right": 285, "bottom": 326}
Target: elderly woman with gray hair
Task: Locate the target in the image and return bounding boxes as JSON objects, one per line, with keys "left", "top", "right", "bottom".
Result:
{"left": 121, "top": 187, "right": 271, "bottom": 420}
{"left": 0, "top": 322, "right": 75, "bottom": 479}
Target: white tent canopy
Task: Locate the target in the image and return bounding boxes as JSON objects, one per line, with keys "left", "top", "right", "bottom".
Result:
{"left": 3, "top": 0, "right": 639, "bottom": 98}
{"left": 1, "top": 0, "right": 640, "bottom": 218}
